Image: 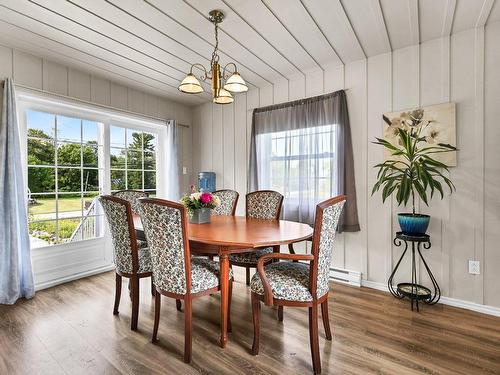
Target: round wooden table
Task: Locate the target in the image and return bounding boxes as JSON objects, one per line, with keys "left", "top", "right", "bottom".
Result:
{"left": 133, "top": 215, "right": 313, "bottom": 348}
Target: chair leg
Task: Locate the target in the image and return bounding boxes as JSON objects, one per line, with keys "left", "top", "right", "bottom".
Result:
{"left": 152, "top": 290, "right": 161, "bottom": 343}
{"left": 309, "top": 304, "right": 321, "bottom": 374}
{"left": 113, "top": 273, "right": 122, "bottom": 315}
{"left": 130, "top": 276, "right": 140, "bottom": 331}
{"left": 150, "top": 277, "right": 155, "bottom": 297}
{"left": 278, "top": 306, "right": 284, "bottom": 322}
{"left": 176, "top": 299, "right": 182, "bottom": 311}
{"left": 321, "top": 300, "right": 332, "bottom": 340}
{"left": 228, "top": 279, "right": 233, "bottom": 333}
{"left": 246, "top": 267, "right": 250, "bottom": 286}
{"left": 184, "top": 296, "right": 193, "bottom": 363}
{"left": 251, "top": 292, "right": 261, "bottom": 355}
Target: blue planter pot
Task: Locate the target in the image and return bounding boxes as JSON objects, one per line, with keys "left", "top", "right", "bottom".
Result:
{"left": 398, "top": 213, "right": 430, "bottom": 235}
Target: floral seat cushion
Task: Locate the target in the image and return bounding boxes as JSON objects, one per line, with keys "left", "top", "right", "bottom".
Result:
{"left": 137, "top": 247, "right": 152, "bottom": 274}
{"left": 250, "top": 261, "right": 327, "bottom": 302}
{"left": 137, "top": 239, "right": 148, "bottom": 249}
{"left": 229, "top": 247, "right": 273, "bottom": 265}
{"left": 191, "top": 257, "right": 234, "bottom": 294}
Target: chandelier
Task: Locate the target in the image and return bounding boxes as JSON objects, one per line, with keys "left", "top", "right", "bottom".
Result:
{"left": 178, "top": 10, "right": 248, "bottom": 104}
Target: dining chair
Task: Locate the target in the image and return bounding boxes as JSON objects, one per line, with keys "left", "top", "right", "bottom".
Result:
{"left": 112, "top": 189, "right": 149, "bottom": 215}
{"left": 138, "top": 198, "right": 234, "bottom": 363}
{"left": 229, "top": 190, "right": 283, "bottom": 285}
{"left": 250, "top": 195, "right": 346, "bottom": 375}
{"left": 212, "top": 189, "right": 239, "bottom": 216}
{"left": 99, "top": 195, "right": 153, "bottom": 331}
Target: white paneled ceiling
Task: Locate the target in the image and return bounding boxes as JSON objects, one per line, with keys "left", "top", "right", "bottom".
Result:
{"left": 0, "top": 0, "right": 497, "bottom": 105}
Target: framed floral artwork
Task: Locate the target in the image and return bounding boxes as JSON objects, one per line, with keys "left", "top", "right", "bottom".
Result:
{"left": 383, "top": 102, "right": 457, "bottom": 166}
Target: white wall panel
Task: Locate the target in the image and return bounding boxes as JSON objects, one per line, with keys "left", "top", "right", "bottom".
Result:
{"left": 110, "top": 82, "right": 128, "bottom": 110}
{"left": 273, "top": 78, "right": 289, "bottom": 105}
{"left": 212, "top": 104, "right": 224, "bottom": 190}
{"left": 90, "top": 75, "right": 110, "bottom": 106}
{"left": 366, "top": 52, "right": 392, "bottom": 283}
{"left": 324, "top": 64, "right": 344, "bottom": 93}
{"left": 0, "top": 45, "right": 12, "bottom": 80}
{"left": 449, "top": 29, "right": 479, "bottom": 303}
{"left": 305, "top": 68, "right": 324, "bottom": 97}
{"left": 199, "top": 103, "right": 213, "bottom": 173}
{"left": 13, "top": 50, "right": 42, "bottom": 88}
{"left": 484, "top": 20, "right": 500, "bottom": 308}
{"left": 234, "top": 94, "right": 248, "bottom": 215}
{"left": 42, "top": 60, "right": 67, "bottom": 96}
{"left": 223, "top": 103, "right": 235, "bottom": 189}
{"left": 68, "top": 69, "right": 91, "bottom": 101}
{"left": 344, "top": 59, "right": 367, "bottom": 274}
{"left": 288, "top": 74, "right": 306, "bottom": 101}
{"left": 127, "top": 88, "right": 145, "bottom": 115}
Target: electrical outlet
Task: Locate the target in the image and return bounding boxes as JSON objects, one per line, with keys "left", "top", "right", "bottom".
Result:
{"left": 182, "top": 167, "right": 188, "bottom": 175}
{"left": 468, "top": 260, "right": 480, "bottom": 275}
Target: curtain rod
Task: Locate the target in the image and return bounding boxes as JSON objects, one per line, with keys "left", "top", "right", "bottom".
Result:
{"left": 9, "top": 83, "right": 189, "bottom": 128}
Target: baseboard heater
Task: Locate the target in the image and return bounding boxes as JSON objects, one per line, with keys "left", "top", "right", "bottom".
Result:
{"left": 329, "top": 267, "right": 361, "bottom": 287}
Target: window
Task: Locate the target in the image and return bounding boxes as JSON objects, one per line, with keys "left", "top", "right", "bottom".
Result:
{"left": 27, "top": 110, "right": 104, "bottom": 248}
{"left": 255, "top": 124, "right": 338, "bottom": 223}
{"left": 24, "top": 105, "right": 163, "bottom": 250}
{"left": 109, "top": 125, "right": 157, "bottom": 195}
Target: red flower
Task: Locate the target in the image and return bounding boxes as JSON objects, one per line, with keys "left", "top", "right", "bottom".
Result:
{"left": 200, "top": 192, "right": 213, "bottom": 204}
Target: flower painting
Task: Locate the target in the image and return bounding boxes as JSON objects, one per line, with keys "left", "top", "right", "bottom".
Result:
{"left": 383, "top": 102, "right": 457, "bottom": 166}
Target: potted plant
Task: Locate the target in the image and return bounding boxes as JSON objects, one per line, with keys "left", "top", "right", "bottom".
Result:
{"left": 372, "top": 109, "right": 456, "bottom": 235}
{"left": 181, "top": 190, "right": 221, "bottom": 224}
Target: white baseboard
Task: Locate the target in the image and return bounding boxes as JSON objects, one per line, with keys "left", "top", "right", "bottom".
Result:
{"left": 360, "top": 279, "right": 500, "bottom": 317}
{"left": 35, "top": 264, "right": 115, "bottom": 291}
{"left": 329, "top": 267, "right": 361, "bottom": 287}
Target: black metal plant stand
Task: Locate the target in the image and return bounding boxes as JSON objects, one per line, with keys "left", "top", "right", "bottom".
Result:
{"left": 388, "top": 232, "right": 441, "bottom": 311}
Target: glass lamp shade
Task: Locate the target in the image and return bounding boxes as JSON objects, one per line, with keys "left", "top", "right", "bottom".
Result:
{"left": 178, "top": 73, "right": 204, "bottom": 94}
{"left": 213, "top": 88, "right": 234, "bottom": 104}
{"left": 223, "top": 72, "right": 248, "bottom": 93}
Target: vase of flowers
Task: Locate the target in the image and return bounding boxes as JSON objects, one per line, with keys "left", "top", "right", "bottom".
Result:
{"left": 372, "top": 109, "right": 456, "bottom": 235}
{"left": 181, "top": 190, "right": 221, "bottom": 224}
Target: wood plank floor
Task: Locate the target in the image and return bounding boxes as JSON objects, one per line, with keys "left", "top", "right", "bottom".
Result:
{"left": 1, "top": 269, "right": 499, "bottom": 375}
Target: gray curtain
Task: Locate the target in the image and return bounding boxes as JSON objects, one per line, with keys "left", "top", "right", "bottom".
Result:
{"left": 165, "top": 119, "right": 180, "bottom": 200}
{"left": 248, "top": 90, "right": 359, "bottom": 232}
{"left": 0, "top": 78, "right": 35, "bottom": 304}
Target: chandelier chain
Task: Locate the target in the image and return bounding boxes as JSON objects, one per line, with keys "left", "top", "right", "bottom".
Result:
{"left": 211, "top": 19, "right": 220, "bottom": 65}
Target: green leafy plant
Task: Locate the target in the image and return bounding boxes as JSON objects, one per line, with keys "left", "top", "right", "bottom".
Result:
{"left": 372, "top": 109, "right": 456, "bottom": 214}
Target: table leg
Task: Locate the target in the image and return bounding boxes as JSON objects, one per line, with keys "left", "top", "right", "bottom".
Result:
{"left": 219, "top": 252, "right": 229, "bottom": 348}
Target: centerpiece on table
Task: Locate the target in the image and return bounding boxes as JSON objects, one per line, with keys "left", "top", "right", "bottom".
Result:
{"left": 181, "top": 189, "right": 221, "bottom": 224}
{"left": 372, "top": 108, "right": 456, "bottom": 235}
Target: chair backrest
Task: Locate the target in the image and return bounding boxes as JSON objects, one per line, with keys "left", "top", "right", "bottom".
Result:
{"left": 310, "top": 195, "right": 346, "bottom": 299}
{"left": 99, "top": 195, "right": 139, "bottom": 275}
{"left": 212, "top": 189, "right": 239, "bottom": 216}
{"left": 138, "top": 198, "right": 192, "bottom": 295}
{"left": 246, "top": 190, "right": 283, "bottom": 220}
{"left": 112, "top": 190, "right": 149, "bottom": 215}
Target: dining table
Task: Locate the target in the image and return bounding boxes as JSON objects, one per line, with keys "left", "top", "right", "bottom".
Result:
{"left": 133, "top": 214, "right": 313, "bottom": 348}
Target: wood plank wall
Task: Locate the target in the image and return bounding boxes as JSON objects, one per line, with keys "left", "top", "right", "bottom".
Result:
{"left": 192, "top": 23, "right": 500, "bottom": 309}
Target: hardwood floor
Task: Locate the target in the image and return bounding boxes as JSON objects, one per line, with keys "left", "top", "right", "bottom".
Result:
{"left": 1, "top": 269, "right": 499, "bottom": 375}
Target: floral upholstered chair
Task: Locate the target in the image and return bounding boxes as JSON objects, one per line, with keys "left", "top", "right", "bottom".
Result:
{"left": 138, "top": 198, "right": 234, "bottom": 364}
{"left": 99, "top": 195, "right": 153, "bottom": 331}
{"left": 212, "top": 189, "right": 239, "bottom": 216}
{"left": 112, "top": 190, "right": 149, "bottom": 215}
{"left": 250, "top": 195, "right": 346, "bottom": 375}
{"left": 229, "top": 190, "right": 283, "bottom": 285}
